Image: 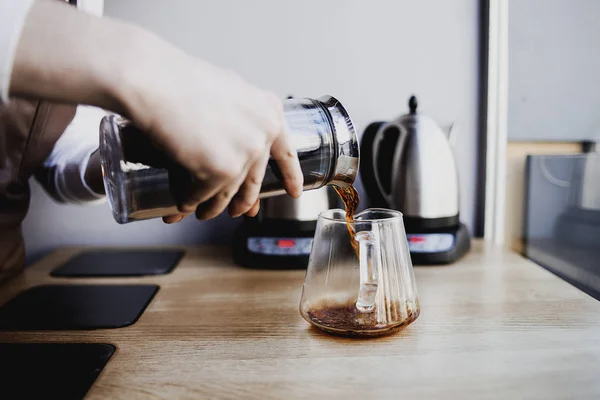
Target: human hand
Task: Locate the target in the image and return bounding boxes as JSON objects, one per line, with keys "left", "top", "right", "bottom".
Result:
{"left": 119, "top": 42, "right": 303, "bottom": 223}
{"left": 10, "top": 0, "right": 302, "bottom": 223}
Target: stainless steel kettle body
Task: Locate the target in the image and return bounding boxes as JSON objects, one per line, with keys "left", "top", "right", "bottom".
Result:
{"left": 368, "top": 96, "right": 460, "bottom": 231}
{"left": 258, "top": 187, "right": 334, "bottom": 222}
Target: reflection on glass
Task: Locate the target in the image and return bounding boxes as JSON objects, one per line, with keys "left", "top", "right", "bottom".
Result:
{"left": 524, "top": 153, "right": 600, "bottom": 300}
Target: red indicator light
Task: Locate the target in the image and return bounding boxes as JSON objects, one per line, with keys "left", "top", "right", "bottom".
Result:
{"left": 409, "top": 236, "right": 426, "bottom": 243}
{"left": 278, "top": 240, "right": 295, "bottom": 248}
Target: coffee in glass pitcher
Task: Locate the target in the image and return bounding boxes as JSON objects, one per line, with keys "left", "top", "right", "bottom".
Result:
{"left": 300, "top": 208, "right": 420, "bottom": 337}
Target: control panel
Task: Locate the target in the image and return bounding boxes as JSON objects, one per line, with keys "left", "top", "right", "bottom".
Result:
{"left": 406, "top": 233, "right": 455, "bottom": 253}
{"left": 247, "top": 237, "right": 314, "bottom": 256}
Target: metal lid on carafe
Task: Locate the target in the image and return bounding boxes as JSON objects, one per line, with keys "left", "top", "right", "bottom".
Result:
{"left": 317, "top": 95, "right": 359, "bottom": 187}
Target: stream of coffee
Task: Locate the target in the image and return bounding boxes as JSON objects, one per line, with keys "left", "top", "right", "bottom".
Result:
{"left": 333, "top": 185, "right": 360, "bottom": 255}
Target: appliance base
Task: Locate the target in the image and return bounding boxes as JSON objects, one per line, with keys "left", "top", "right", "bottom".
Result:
{"left": 407, "top": 222, "right": 471, "bottom": 265}
{"left": 233, "top": 219, "right": 316, "bottom": 269}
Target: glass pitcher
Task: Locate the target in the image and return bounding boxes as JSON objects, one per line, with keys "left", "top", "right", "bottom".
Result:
{"left": 299, "top": 208, "right": 420, "bottom": 337}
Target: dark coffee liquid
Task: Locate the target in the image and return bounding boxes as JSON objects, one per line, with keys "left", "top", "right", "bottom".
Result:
{"left": 308, "top": 186, "right": 420, "bottom": 338}
{"left": 333, "top": 185, "right": 360, "bottom": 254}
{"left": 308, "top": 187, "right": 420, "bottom": 338}
{"left": 306, "top": 301, "right": 419, "bottom": 338}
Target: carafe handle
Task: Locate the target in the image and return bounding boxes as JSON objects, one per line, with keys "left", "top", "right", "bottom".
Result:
{"left": 355, "top": 231, "right": 379, "bottom": 312}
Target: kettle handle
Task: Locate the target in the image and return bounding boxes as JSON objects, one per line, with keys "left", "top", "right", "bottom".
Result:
{"left": 372, "top": 122, "right": 406, "bottom": 208}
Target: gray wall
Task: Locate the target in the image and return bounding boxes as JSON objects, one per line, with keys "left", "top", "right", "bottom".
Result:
{"left": 509, "top": 0, "right": 600, "bottom": 141}
{"left": 23, "top": 0, "right": 481, "bottom": 262}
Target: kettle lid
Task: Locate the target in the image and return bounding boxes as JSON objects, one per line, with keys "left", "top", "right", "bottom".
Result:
{"left": 395, "top": 95, "right": 423, "bottom": 125}
{"left": 408, "top": 95, "right": 418, "bottom": 115}
{"left": 396, "top": 95, "right": 442, "bottom": 132}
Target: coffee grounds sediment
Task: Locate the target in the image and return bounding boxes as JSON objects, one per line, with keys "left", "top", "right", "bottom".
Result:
{"left": 306, "top": 301, "right": 420, "bottom": 338}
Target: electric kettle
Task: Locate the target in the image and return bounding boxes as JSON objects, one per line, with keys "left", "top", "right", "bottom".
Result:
{"left": 360, "top": 95, "right": 470, "bottom": 264}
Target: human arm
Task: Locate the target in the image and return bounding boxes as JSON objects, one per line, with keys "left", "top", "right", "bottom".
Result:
{"left": 6, "top": 0, "right": 303, "bottom": 219}
{"left": 35, "top": 105, "right": 107, "bottom": 204}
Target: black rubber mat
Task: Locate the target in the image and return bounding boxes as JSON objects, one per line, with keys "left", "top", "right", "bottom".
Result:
{"left": 0, "top": 284, "right": 158, "bottom": 330}
{"left": 51, "top": 250, "right": 184, "bottom": 277}
{"left": 0, "top": 342, "right": 115, "bottom": 399}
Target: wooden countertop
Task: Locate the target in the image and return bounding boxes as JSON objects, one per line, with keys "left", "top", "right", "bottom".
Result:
{"left": 1, "top": 241, "right": 600, "bottom": 399}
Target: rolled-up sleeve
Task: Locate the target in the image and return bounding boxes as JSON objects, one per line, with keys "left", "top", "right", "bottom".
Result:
{"left": 0, "top": 0, "right": 35, "bottom": 103}
{"left": 36, "top": 105, "right": 108, "bottom": 204}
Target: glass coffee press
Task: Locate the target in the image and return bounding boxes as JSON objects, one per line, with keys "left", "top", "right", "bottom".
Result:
{"left": 300, "top": 208, "right": 420, "bottom": 337}
{"left": 99, "top": 95, "right": 358, "bottom": 223}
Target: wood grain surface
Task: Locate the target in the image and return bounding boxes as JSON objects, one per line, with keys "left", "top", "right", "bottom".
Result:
{"left": 0, "top": 241, "right": 599, "bottom": 399}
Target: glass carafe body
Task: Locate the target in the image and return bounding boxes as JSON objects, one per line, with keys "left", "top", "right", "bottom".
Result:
{"left": 99, "top": 96, "right": 358, "bottom": 223}
{"left": 300, "top": 208, "right": 420, "bottom": 337}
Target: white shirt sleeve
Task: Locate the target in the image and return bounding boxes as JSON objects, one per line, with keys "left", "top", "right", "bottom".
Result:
{"left": 36, "top": 105, "right": 109, "bottom": 204}
{"left": 0, "top": 0, "right": 35, "bottom": 103}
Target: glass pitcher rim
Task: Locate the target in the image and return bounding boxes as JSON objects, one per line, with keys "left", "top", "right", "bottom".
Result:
{"left": 319, "top": 207, "right": 403, "bottom": 223}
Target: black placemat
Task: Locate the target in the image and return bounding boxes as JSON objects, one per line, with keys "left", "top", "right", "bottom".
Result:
{"left": 51, "top": 249, "right": 184, "bottom": 277}
{"left": 0, "top": 342, "right": 114, "bottom": 400}
{"left": 0, "top": 284, "right": 158, "bottom": 330}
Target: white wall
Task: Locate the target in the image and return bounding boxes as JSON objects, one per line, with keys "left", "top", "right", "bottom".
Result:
{"left": 23, "top": 0, "right": 481, "bottom": 262}
{"left": 509, "top": 0, "right": 600, "bottom": 141}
